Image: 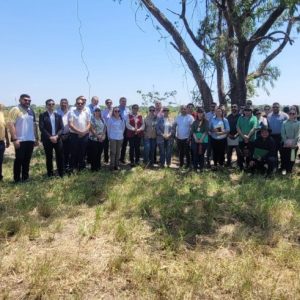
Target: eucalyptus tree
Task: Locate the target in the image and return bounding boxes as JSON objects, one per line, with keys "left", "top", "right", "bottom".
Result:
{"left": 117, "top": 0, "right": 300, "bottom": 109}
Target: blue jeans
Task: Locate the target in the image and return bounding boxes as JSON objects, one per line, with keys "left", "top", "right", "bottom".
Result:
{"left": 144, "top": 138, "right": 156, "bottom": 164}
{"left": 158, "top": 139, "right": 173, "bottom": 166}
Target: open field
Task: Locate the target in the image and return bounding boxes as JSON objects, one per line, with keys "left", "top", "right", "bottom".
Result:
{"left": 0, "top": 149, "right": 300, "bottom": 299}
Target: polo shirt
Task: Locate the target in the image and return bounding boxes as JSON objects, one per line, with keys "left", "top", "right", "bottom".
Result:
{"left": 175, "top": 114, "right": 194, "bottom": 139}
{"left": 8, "top": 105, "right": 36, "bottom": 142}
{"left": 237, "top": 115, "right": 258, "bottom": 141}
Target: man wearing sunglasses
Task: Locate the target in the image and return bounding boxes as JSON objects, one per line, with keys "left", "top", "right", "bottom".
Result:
{"left": 68, "top": 96, "right": 91, "bottom": 172}
{"left": 7, "top": 94, "right": 39, "bottom": 183}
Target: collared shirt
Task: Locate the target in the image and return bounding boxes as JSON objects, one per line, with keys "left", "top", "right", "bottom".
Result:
{"left": 68, "top": 109, "right": 90, "bottom": 133}
{"left": 107, "top": 117, "right": 125, "bottom": 140}
{"left": 237, "top": 115, "right": 258, "bottom": 141}
{"left": 209, "top": 117, "right": 230, "bottom": 140}
{"left": 206, "top": 111, "right": 215, "bottom": 123}
{"left": 174, "top": 114, "right": 194, "bottom": 139}
{"left": 119, "top": 106, "right": 129, "bottom": 121}
{"left": 0, "top": 111, "right": 6, "bottom": 141}
{"left": 102, "top": 108, "right": 112, "bottom": 124}
{"left": 48, "top": 111, "right": 56, "bottom": 136}
{"left": 8, "top": 105, "right": 36, "bottom": 142}
{"left": 267, "top": 112, "right": 288, "bottom": 135}
{"left": 56, "top": 108, "right": 70, "bottom": 134}
{"left": 87, "top": 103, "right": 100, "bottom": 115}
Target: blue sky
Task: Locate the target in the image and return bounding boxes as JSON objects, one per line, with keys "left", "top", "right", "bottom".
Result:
{"left": 0, "top": 0, "right": 299, "bottom": 107}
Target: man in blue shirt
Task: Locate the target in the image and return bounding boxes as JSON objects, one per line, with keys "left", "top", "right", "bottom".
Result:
{"left": 267, "top": 102, "right": 288, "bottom": 169}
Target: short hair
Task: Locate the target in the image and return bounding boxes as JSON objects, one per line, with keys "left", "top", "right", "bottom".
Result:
{"left": 76, "top": 96, "right": 86, "bottom": 102}
{"left": 60, "top": 98, "right": 68, "bottom": 103}
{"left": 211, "top": 102, "right": 217, "bottom": 106}
{"left": 20, "top": 94, "right": 30, "bottom": 100}
{"left": 105, "top": 98, "right": 112, "bottom": 104}
{"left": 132, "top": 104, "right": 139, "bottom": 109}
{"left": 272, "top": 102, "right": 280, "bottom": 106}
{"left": 119, "top": 97, "right": 127, "bottom": 103}
{"left": 45, "top": 99, "right": 55, "bottom": 105}
{"left": 149, "top": 105, "right": 155, "bottom": 110}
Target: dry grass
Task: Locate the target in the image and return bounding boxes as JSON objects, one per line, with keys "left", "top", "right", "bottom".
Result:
{"left": 0, "top": 153, "right": 300, "bottom": 299}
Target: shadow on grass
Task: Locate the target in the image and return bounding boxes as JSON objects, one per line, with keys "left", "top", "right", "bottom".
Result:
{"left": 136, "top": 168, "right": 300, "bottom": 250}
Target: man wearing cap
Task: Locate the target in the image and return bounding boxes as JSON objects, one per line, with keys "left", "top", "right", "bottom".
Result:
{"left": 249, "top": 126, "right": 276, "bottom": 176}
{"left": 236, "top": 106, "right": 258, "bottom": 170}
{"left": 7, "top": 94, "right": 39, "bottom": 182}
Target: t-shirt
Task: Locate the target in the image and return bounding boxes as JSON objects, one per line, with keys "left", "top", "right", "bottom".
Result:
{"left": 237, "top": 115, "right": 258, "bottom": 141}
{"left": 89, "top": 117, "right": 106, "bottom": 141}
{"left": 209, "top": 117, "right": 230, "bottom": 140}
{"left": 8, "top": 105, "right": 36, "bottom": 142}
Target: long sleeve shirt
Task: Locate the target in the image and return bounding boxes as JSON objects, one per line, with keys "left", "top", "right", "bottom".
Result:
{"left": 281, "top": 119, "right": 300, "bottom": 146}
{"left": 107, "top": 117, "right": 125, "bottom": 140}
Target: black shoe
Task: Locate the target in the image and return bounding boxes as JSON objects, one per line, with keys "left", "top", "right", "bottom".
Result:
{"left": 119, "top": 159, "right": 126, "bottom": 164}
{"left": 114, "top": 166, "right": 120, "bottom": 171}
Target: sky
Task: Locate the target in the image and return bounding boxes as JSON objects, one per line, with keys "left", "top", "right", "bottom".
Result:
{"left": 0, "top": 0, "right": 299, "bottom": 107}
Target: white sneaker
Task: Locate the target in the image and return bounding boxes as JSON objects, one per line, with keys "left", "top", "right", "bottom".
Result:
{"left": 282, "top": 170, "right": 287, "bottom": 176}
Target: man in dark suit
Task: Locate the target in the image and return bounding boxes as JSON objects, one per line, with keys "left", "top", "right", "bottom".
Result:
{"left": 39, "top": 99, "right": 64, "bottom": 177}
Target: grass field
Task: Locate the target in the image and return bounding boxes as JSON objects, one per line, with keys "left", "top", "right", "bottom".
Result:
{"left": 0, "top": 148, "right": 300, "bottom": 299}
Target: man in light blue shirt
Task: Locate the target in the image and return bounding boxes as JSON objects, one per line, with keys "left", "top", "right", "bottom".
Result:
{"left": 267, "top": 102, "right": 288, "bottom": 168}
{"left": 119, "top": 97, "right": 130, "bottom": 163}
{"left": 87, "top": 96, "right": 100, "bottom": 115}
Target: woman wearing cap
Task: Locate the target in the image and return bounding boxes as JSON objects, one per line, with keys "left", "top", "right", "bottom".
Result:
{"left": 209, "top": 107, "right": 230, "bottom": 167}
{"left": 89, "top": 107, "right": 106, "bottom": 171}
{"left": 191, "top": 108, "right": 209, "bottom": 171}
{"left": 107, "top": 106, "right": 125, "bottom": 171}
{"left": 156, "top": 107, "right": 175, "bottom": 167}
{"left": 281, "top": 108, "right": 300, "bottom": 175}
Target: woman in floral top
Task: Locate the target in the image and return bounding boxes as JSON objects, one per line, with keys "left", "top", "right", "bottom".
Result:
{"left": 89, "top": 107, "right": 106, "bottom": 171}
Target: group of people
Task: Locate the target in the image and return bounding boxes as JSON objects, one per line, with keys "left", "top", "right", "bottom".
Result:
{"left": 0, "top": 94, "right": 299, "bottom": 182}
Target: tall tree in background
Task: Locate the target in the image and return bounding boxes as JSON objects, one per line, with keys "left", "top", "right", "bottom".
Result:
{"left": 118, "top": 0, "right": 300, "bottom": 110}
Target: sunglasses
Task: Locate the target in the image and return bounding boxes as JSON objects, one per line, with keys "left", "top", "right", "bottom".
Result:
{"left": 47, "top": 103, "right": 55, "bottom": 106}
{"left": 273, "top": 106, "right": 280, "bottom": 109}
{"left": 23, "top": 99, "right": 31, "bottom": 102}
{"left": 77, "top": 102, "right": 84, "bottom": 106}
{"left": 289, "top": 112, "right": 296, "bottom": 115}
{"left": 114, "top": 110, "right": 120, "bottom": 113}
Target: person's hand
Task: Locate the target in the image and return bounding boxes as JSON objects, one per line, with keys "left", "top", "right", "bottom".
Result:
{"left": 50, "top": 136, "right": 57, "bottom": 144}
{"left": 244, "top": 136, "right": 249, "bottom": 143}
{"left": 13, "top": 140, "right": 20, "bottom": 149}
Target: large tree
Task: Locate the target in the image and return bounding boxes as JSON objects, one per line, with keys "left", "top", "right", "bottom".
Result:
{"left": 118, "top": 0, "right": 300, "bottom": 110}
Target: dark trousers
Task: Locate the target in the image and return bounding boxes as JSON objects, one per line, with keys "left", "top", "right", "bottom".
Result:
{"left": 70, "top": 133, "right": 89, "bottom": 171}
{"left": 61, "top": 134, "right": 71, "bottom": 172}
{"left": 177, "top": 138, "right": 191, "bottom": 167}
{"left": 192, "top": 142, "right": 207, "bottom": 170}
{"left": 42, "top": 139, "right": 64, "bottom": 177}
{"left": 120, "top": 130, "right": 128, "bottom": 162}
{"left": 271, "top": 134, "right": 282, "bottom": 168}
{"left": 237, "top": 141, "right": 254, "bottom": 170}
{"left": 0, "top": 141, "right": 5, "bottom": 180}
{"left": 13, "top": 141, "right": 34, "bottom": 182}
{"left": 281, "top": 147, "right": 298, "bottom": 173}
{"left": 211, "top": 138, "right": 227, "bottom": 166}
{"left": 89, "top": 139, "right": 104, "bottom": 171}
{"left": 250, "top": 157, "right": 276, "bottom": 175}
{"left": 103, "top": 134, "right": 109, "bottom": 163}
{"left": 227, "top": 145, "right": 239, "bottom": 165}
{"left": 206, "top": 135, "right": 213, "bottom": 165}
{"left": 129, "top": 135, "right": 141, "bottom": 164}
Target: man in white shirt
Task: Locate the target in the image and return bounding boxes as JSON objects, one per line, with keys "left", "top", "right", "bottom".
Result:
{"left": 174, "top": 105, "right": 194, "bottom": 168}
{"left": 7, "top": 94, "right": 39, "bottom": 183}
{"left": 68, "top": 96, "right": 91, "bottom": 171}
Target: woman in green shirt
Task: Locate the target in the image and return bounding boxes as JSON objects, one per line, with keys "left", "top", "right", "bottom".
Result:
{"left": 191, "top": 108, "right": 209, "bottom": 171}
